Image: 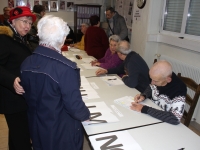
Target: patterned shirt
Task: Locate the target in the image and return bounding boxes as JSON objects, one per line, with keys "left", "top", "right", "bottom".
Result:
{"left": 141, "top": 72, "right": 186, "bottom": 125}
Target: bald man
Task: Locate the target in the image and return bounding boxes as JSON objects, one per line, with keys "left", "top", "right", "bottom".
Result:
{"left": 96, "top": 40, "right": 150, "bottom": 92}
{"left": 131, "top": 60, "right": 186, "bottom": 125}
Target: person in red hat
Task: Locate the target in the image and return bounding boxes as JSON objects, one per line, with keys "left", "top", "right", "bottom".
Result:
{"left": 0, "top": 6, "right": 36, "bottom": 150}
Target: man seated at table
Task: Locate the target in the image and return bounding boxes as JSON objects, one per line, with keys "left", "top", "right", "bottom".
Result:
{"left": 70, "top": 23, "right": 89, "bottom": 50}
{"left": 131, "top": 60, "right": 186, "bottom": 125}
{"left": 96, "top": 40, "right": 150, "bottom": 92}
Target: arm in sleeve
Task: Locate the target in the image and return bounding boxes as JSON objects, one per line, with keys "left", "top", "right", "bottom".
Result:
{"left": 122, "top": 59, "right": 140, "bottom": 88}
{"left": 100, "top": 55, "right": 121, "bottom": 69}
{"left": 107, "top": 62, "right": 125, "bottom": 75}
{"left": 0, "top": 38, "right": 16, "bottom": 92}
{"left": 118, "top": 17, "right": 128, "bottom": 40}
{"left": 59, "top": 68, "right": 90, "bottom": 121}
{"left": 141, "top": 85, "right": 152, "bottom": 98}
{"left": 84, "top": 32, "right": 88, "bottom": 52}
{"left": 141, "top": 106, "right": 180, "bottom": 125}
{"left": 76, "top": 35, "right": 85, "bottom": 50}
{"left": 98, "top": 48, "right": 108, "bottom": 63}
{"left": 141, "top": 95, "right": 185, "bottom": 125}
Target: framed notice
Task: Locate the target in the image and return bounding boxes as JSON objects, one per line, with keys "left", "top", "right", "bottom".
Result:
{"left": 50, "top": 0, "right": 58, "bottom": 12}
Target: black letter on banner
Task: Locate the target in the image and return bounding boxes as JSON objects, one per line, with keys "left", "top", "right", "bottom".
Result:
{"left": 96, "top": 135, "right": 124, "bottom": 150}
{"left": 88, "top": 112, "right": 107, "bottom": 125}
{"left": 87, "top": 105, "right": 107, "bottom": 125}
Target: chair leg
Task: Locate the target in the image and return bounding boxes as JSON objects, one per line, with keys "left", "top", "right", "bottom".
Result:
{"left": 184, "top": 119, "right": 190, "bottom": 127}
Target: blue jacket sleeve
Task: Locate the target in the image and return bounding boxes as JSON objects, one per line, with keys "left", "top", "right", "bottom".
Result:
{"left": 59, "top": 67, "right": 90, "bottom": 121}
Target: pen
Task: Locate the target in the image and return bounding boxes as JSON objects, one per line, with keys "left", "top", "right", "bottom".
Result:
{"left": 81, "top": 94, "right": 87, "bottom": 96}
{"left": 80, "top": 90, "right": 85, "bottom": 92}
{"left": 86, "top": 76, "right": 99, "bottom": 78}
{"left": 107, "top": 78, "right": 117, "bottom": 80}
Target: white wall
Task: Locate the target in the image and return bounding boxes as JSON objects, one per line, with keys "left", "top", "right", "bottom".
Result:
{"left": 0, "top": 1, "right": 8, "bottom": 13}
{"left": 131, "top": 0, "right": 200, "bottom": 124}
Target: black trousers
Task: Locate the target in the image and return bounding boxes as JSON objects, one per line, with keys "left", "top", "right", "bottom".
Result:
{"left": 4, "top": 111, "right": 32, "bottom": 150}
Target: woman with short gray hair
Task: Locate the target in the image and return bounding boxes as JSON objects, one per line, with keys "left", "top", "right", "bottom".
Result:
{"left": 91, "top": 34, "right": 122, "bottom": 69}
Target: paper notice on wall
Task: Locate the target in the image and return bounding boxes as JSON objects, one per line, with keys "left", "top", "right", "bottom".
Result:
{"left": 133, "top": 9, "right": 142, "bottom": 21}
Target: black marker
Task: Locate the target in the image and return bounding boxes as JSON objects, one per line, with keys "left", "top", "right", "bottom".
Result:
{"left": 107, "top": 78, "right": 117, "bottom": 80}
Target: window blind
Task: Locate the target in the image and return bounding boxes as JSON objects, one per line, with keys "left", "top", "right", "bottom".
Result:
{"left": 185, "top": 0, "right": 200, "bottom": 36}
{"left": 163, "top": 0, "right": 185, "bottom": 33}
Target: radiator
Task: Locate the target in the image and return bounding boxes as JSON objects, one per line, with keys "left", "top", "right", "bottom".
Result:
{"left": 158, "top": 55, "right": 200, "bottom": 121}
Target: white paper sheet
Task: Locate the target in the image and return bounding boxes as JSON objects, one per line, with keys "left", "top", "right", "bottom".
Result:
{"left": 111, "top": 105, "right": 123, "bottom": 117}
{"left": 89, "top": 130, "right": 142, "bottom": 150}
{"left": 69, "top": 47, "right": 80, "bottom": 52}
{"left": 80, "top": 76, "right": 100, "bottom": 100}
{"left": 100, "top": 76, "right": 124, "bottom": 86}
{"left": 82, "top": 102, "right": 119, "bottom": 126}
{"left": 81, "top": 63, "right": 99, "bottom": 69}
{"left": 68, "top": 57, "right": 75, "bottom": 61}
{"left": 114, "top": 96, "right": 149, "bottom": 112}
{"left": 62, "top": 52, "right": 69, "bottom": 57}
{"left": 81, "top": 58, "right": 94, "bottom": 63}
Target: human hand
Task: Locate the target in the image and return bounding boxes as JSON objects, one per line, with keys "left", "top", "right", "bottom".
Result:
{"left": 122, "top": 75, "right": 128, "bottom": 79}
{"left": 130, "top": 102, "right": 144, "bottom": 112}
{"left": 95, "top": 68, "right": 107, "bottom": 76}
{"left": 134, "top": 94, "right": 145, "bottom": 103}
{"left": 74, "top": 45, "right": 78, "bottom": 48}
{"left": 90, "top": 60, "right": 98, "bottom": 66}
{"left": 93, "top": 62, "right": 100, "bottom": 66}
{"left": 70, "top": 44, "right": 74, "bottom": 47}
{"left": 13, "top": 77, "right": 25, "bottom": 95}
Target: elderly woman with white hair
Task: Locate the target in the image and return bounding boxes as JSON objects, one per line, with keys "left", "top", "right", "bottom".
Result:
{"left": 20, "top": 15, "right": 90, "bottom": 150}
{"left": 91, "top": 34, "right": 122, "bottom": 69}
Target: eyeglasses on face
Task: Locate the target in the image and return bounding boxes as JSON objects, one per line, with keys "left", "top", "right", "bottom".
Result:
{"left": 17, "top": 19, "right": 33, "bottom": 26}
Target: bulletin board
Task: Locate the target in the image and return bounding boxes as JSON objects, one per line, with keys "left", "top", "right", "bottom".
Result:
{"left": 115, "top": 0, "right": 134, "bottom": 29}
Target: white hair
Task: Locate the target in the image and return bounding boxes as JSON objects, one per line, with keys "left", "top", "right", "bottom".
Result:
{"left": 37, "top": 15, "right": 70, "bottom": 52}
{"left": 109, "top": 35, "right": 121, "bottom": 43}
{"left": 116, "top": 40, "right": 132, "bottom": 55}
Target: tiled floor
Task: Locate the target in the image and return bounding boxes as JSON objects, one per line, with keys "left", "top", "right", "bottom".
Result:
{"left": 0, "top": 114, "right": 199, "bottom": 150}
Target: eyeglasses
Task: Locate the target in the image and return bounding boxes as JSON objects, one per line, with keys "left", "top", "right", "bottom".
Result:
{"left": 17, "top": 19, "right": 33, "bottom": 26}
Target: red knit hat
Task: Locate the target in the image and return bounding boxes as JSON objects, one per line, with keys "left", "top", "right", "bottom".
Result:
{"left": 9, "top": 6, "right": 36, "bottom": 22}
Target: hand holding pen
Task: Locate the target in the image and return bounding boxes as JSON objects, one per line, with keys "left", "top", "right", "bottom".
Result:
{"left": 134, "top": 94, "right": 145, "bottom": 103}
{"left": 130, "top": 94, "right": 145, "bottom": 112}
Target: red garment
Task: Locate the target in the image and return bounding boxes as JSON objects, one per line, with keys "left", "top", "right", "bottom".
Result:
{"left": 85, "top": 26, "right": 109, "bottom": 59}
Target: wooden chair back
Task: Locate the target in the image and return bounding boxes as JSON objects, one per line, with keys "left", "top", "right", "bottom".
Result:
{"left": 177, "top": 73, "right": 200, "bottom": 127}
